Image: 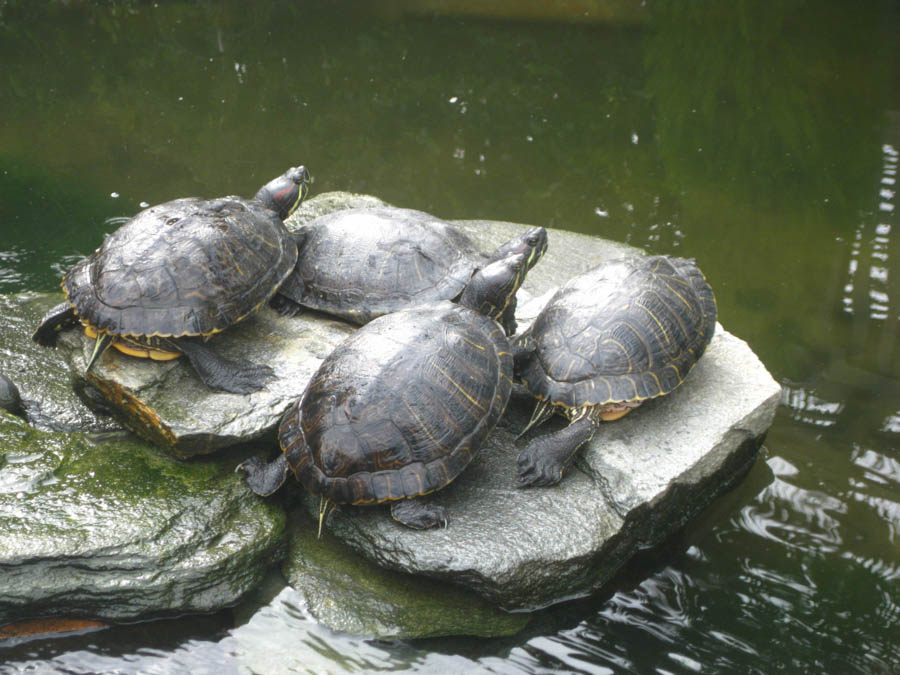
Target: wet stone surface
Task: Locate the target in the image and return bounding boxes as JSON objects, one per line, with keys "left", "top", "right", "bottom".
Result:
{"left": 0, "top": 410, "right": 285, "bottom": 625}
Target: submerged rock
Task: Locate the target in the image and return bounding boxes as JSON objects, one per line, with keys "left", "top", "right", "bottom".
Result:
{"left": 0, "top": 410, "right": 284, "bottom": 625}
{"left": 281, "top": 507, "right": 529, "bottom": 639}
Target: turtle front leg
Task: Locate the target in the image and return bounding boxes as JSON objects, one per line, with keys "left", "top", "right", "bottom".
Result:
{"left": 173, "top": 337, "right": 274, "bottom": 394}
{"left": 32, "top": 301, "right": 78, "bottom": 346}
{"left": 517, "top": 413, "right": 597, "bottom": 487}
{"left": 390, "top": 498, "right": 448, "bottom": 529}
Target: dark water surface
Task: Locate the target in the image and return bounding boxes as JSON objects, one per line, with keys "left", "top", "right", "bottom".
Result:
{"left": 1, "top": 1, "right": 898, "bottom": 672}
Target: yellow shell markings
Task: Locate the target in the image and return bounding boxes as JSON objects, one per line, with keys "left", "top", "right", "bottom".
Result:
{"left": 453, "top": 332, "right": 487, "bottom": 352}
{"left": 633, "top": 297, "right": 672, "bottom": 346}
{"left": 432, "top": 363, "right": 486, "bottom": 412}
{"left": 618, "top": 317, "right": 653, "bottom": 364}
{"left": 598, "top": 336, "right": 633, "bottom": 373}
{"left": 659, "top": 273, "right": 696, "bottom": 312}
{"left": 403, "top": 397, "right": 446, "bottom": 453}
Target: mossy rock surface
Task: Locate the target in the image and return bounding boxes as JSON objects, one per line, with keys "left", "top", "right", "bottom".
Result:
{"left": 0, "top": 411, "right": 285, "bottom": 625}
{"left": 282, "top": 507, "right": 529, "bottom": 639}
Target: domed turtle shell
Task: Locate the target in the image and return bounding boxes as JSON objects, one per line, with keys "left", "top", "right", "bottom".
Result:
{"left": 514, "top": 255, "right": 716, "bottom": 488}
{"left": 279, "top": 300, "right": 513, "bottom": 507}
{"left": 517, "top": 255, "right": 716, "bottom": 411}
{"left": 63, "top": 196, "right": 298, "bottom": 339}
{"left": 283, "top": 206, "right": 523, "bottom": 325}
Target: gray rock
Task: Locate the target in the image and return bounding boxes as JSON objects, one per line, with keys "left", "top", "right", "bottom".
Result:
{"left": 17, "top": 190, "right": 781, "bottom": 620}
{"left": 281, "top": 507, "right": 529, "bottom": 639}
{"left": 0, "top": 410, "right": 285, "bottom": 625}
{"left": 277, "top": 194, "right": 781, "bottom": 611}
{"left": 54, "top": 305, "right": 355, "bottom": 459}
{"left": 318, "top": 321, "right": 780, "bottom": 610}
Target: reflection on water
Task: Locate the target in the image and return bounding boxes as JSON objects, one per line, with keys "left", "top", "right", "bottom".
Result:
{"left": 1, "top": 0, "right": 899, "bottom": 672}
{"left": 843, "top": 143, "right": 896, "bottom": 322}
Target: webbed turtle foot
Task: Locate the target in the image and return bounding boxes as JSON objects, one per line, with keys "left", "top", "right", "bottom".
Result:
{"left": 175, "top": 338, "right": 275, "bottom": 394}
{"left": 236, "top": 454, "right": 290, "bottom": 496}
{"left": 209, "top": 359, "right": 274, "bottom": 394}
{"left": 516, "top": 444, "right": 565, "bottom": 487}
{"left": 390, "top": 498, "right": 448, "bottom": 529}
{"left": 516, "top": 414, "right": 597, "bottom": 488}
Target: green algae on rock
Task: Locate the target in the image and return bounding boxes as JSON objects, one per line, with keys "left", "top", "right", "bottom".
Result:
{"left": 281, "top": 507, "right": 529, "bottom": 639}
{"left": 0, "top": 410, "right": 285, "bottom": 625}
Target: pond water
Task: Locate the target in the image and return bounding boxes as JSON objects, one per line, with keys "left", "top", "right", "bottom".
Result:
{"left": 1, "top": 0, "right": 898, "bottom": 672}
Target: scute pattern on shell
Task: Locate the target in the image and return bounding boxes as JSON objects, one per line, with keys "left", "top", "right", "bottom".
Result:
{"left": 63, "top": 196, "right": 298, "bottom": 338}
{"left": 292, "top": 207, "right": 481, "bottom": 324}
{"left": 518, "top": 255, "right": 716, "bottom": 408}
{"left": 278, "top": 302, "right": 513, "bottom": 505}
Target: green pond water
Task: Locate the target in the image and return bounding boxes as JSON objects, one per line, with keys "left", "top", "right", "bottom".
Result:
{"left": 1, "top": 0, "right": 898, "bottom": 672}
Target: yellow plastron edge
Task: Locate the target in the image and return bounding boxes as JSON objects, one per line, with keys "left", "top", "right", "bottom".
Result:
{"left": 83, "top": 325, "right": 182, "bottom": 361}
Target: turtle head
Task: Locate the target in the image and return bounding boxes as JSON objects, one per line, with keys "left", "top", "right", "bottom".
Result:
{"left": 254, "top": 165, "right": 312, "bottom": 220}
{"left": 459, "top": 252, "right": 528, "bottom": 322}
{"left": 487, "top": 226, "right": 548, "bottom": 271}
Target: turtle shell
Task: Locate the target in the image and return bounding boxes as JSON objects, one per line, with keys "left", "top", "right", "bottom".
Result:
{"left": 278, "top": 301, "right": 512, "bottom": 505}
{"left": 288, "top": 207, "right": 483, "bottom": 325}
{"left": 63, "top": 196, "right": 298, "bottom": 338}
{"left": 516, "top": 255, "right": 716, "bottom": 409}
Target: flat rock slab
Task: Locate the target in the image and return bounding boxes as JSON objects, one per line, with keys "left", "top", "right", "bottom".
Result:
{"left": 0, "top": 411, "right": 285, "bottom": 625}
{"left": 321, "top": 324, "right": 780, "bottom": 610}
{"left": 56, "top": 306, "right": 354, "bottom": 458}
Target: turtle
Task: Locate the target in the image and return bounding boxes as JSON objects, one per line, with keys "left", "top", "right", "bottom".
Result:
{"left": 237, "top": 250, "right": 534, "bottom": 531}
{"left": 32, "top": 166, "right": 311, "bottom": 394}
{"left": 0, "top": 373, "right": 22, "bottom": 416}
{"left": 273, "top": 205, "right": 548, "bottom": 335}
{"left": 513, "top": 255, "right": 717, "bottom": 487}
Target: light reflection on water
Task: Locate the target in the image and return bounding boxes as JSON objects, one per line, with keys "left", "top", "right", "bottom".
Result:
{"left": 842, "top": 143, "right": 896, "bottom": 322}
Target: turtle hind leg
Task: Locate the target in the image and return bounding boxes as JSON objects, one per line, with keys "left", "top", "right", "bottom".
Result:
{"left": 173, "top": 337, "right": 274, "bottom": 394}
{"left": 269, "top": 291, "right": 305, "bottom": 318}
{"left": 390, "top": 498, "right": 448, "bottom": 529}
{"left": 32, "top": 301, "right": 78, "bottom": 346}
{"left": 517, "top": 413, "right": 597, "bottom": 488}
{"left": 236, "top": 453, "right": 290, "bottom": 496}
